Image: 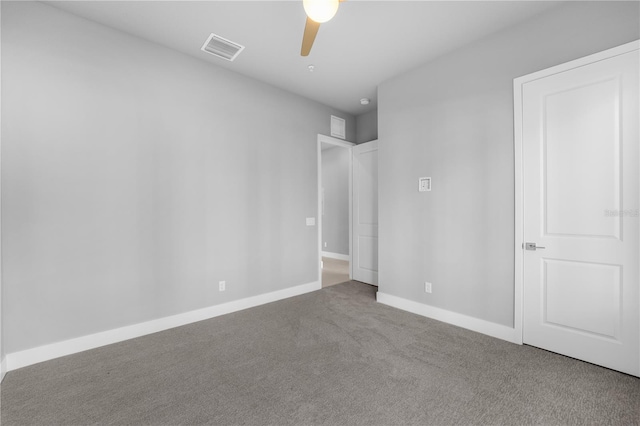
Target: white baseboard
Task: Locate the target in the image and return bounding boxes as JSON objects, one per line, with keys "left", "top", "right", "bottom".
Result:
{"left": 376, "top": 292, "right": 520, "bottom": 344}
{"left": 322, "top": 251, "right": 350, "bottom": 262}
{"left": 1, "top": 356, "right": 6, "bottom": 383}
{"left": 6, "top": 281, "right": 321, "bottom": 372}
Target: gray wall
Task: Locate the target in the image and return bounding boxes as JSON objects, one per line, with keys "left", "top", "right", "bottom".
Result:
{"left": 321, "top": 146, "right": 349, "bottom": 256}
{"left": 1, "top": 1, "right": 355, "bottom": 354}
{"left": 356, "top": 109, "right": 378, "bottom": 144}
{"left": 378, "top": 1, "right": 640, "bottom": 327}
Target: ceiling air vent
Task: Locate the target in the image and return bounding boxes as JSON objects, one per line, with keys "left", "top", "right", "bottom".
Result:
{"left": 201, "top": 33, "right": 245, "bottom": 62}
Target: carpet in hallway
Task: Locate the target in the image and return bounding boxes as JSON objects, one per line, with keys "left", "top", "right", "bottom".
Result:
{"left": 321, "top": 257, "right": 350, "bottom": 288}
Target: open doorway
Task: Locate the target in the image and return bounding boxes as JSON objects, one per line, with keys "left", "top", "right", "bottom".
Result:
{"left": 317, "top": 135, "right": 354, "bottom": 288}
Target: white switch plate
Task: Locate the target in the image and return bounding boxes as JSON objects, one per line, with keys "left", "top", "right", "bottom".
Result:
{"left": 425, "top": 282, "right": 432, "bottom": 293}
{"left": 306, "top": 217, "right": 316, "bottom": 226}
{"left": 419, "top": 177, "right": 431, "bottom": 192}
{"left": 219, "top": 281, "right": 226, "bottom": 292}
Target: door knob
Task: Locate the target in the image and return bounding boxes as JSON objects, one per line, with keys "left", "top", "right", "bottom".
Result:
{"left": 524, "top": 242, "right": 546, "bottom": 250}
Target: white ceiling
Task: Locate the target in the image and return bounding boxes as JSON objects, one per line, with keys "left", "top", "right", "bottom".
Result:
{"left": 48, "top": 0, "right": 564, "bottom": 116}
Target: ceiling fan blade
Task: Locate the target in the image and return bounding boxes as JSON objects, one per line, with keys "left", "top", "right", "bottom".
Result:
{"left": 301, "top": 17, "right": 321, "bottom": 56}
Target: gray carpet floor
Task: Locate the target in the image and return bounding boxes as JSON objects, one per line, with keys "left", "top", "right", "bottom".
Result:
{"left": 2, "top": 281, "right": 639, "bottom": 425}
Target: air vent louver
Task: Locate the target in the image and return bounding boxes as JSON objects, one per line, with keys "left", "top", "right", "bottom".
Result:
{"left": 201, "top": 33, "right": 245, "bottom": 62}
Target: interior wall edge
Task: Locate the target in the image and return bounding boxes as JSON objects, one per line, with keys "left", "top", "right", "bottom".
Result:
{"left": 321, "top": 251, "right": 350, "bottom": 262}
{"left": 5, "top": 280, "right": 320, "bottom": 372}
{"left": 0, "top": 357, "right": 6, "bottom": 383}
{"left": 376, "top": 292, "right": 520, "bottom": 344}
{"left": 0, "top": 0, "right": 4, "bottom": 379}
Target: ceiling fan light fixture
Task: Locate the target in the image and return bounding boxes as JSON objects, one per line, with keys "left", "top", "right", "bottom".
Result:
{"left": 303, "top": 0, "right": 339, "bottom": 23}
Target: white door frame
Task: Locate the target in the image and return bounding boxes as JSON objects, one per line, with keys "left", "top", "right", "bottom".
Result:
{"left": 317, "top": 134, "right": 356, "bottom": 284}
{"left": 0, "top": 0, "right": 5, "bottom": 382}
{"left": 513, "top": 40, "right": 640, "bottom": 366}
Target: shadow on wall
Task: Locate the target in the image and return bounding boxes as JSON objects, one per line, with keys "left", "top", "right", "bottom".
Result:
{"left": 356, "top": 109, "right": 378, "bottom": 144}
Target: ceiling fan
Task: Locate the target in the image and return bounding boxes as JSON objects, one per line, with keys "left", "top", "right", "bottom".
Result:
{"left": 300, "top": 0, "right": 343, "bottom": 56}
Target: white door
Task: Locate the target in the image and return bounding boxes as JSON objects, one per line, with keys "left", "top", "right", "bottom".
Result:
{"left": 520, "top": 44, "right": 639, "bottom": 376}
{"left": 352, "top": 140, "right": 378, "bottom": 285}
